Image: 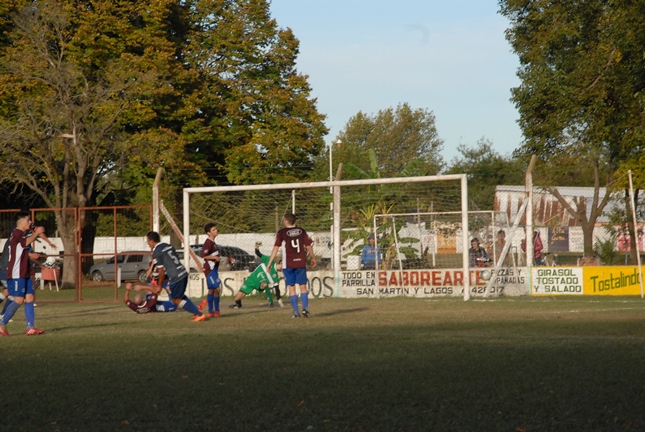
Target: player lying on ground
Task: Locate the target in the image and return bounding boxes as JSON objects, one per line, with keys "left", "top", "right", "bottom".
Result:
{"left": 124, "top": 282, "right": 178, "bottom": 314}
{"left": 230, "top": 247, "right": 283, "bottom": 309}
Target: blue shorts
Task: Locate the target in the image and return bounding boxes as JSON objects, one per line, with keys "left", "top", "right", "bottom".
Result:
{"left": 8, "top": 278, "right": 34, "bottom": 297}
{"left": 283, "top": 268, "right": 307, "bottom": 286}
{"left": 168, "top": 277, "right": 188, "bottom": 300}
{"left": 206, "top": 272, "right": 221, "bottom": 289}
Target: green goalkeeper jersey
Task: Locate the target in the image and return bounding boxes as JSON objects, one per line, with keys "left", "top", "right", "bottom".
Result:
{"left": 239, "top": 254, "right": 279, "bottom": 295}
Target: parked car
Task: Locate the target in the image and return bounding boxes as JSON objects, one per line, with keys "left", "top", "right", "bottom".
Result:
{"left": 89, "top": 252, "right": 151, "bottom": 283}
{"left": 189, "top": 244, "right": 258, "bottom": 271}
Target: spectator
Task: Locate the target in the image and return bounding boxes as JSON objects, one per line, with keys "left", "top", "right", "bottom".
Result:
{"left": 469, "top": 238, "right": 489, "bottom": 268}
{"left": 361, "top": 234, "right": 382, "bottom": 270}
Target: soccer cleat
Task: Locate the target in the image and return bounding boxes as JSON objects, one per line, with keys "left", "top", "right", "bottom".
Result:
{"left": 0, "top": 326, "right": 8, "bottom": 337}
{"left": 197, "top": 299, "right": 207, "bottom": 312}
{"left": 268, "top": 302, "right": 274, "bottom": 308}
{"left": 192, "top": 314, "right": 207, "bottom": 322}
{"left": 208, "top": 312, "right": 216, "bottom": 318}
{"left": 278, "top": 299, "right": 284, "bottom": 308}
{"left": 302, "top": 309, "right": 310, "bottom": 318}
{"left": 291, "top": 313, "right": 300, "bottom": 319}
{"left": 214, "top": 311, "right": 221, "bottom": 317}
{"left": 26, "top": 327, "right": 44, "bottom": 336}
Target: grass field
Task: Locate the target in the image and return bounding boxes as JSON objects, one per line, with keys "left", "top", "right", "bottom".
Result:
{"left": 2, "top": 295, "right": 645, "bottom": 431}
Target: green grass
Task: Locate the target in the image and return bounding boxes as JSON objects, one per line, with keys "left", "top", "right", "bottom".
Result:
{"left": 2, "top": 296, "right": 645, "bottom": 431}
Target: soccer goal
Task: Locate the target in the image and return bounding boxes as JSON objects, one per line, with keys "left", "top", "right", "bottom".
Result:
{"left": 180, "top": 174, "right": 471, "bottom": 299}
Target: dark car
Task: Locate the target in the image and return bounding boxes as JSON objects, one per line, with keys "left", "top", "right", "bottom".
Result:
{"left": 190, "top": 244, "right": 257, "bottom": 271}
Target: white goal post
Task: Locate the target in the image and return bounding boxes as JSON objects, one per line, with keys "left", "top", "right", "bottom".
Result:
{"left": 181, "top": 175, "right": 471, "bottom": 300}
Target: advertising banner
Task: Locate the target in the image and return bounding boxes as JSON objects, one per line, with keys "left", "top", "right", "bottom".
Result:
{"left": 531, "top": 267, "right": 583, "bottom": 295}
{"left": 583, "top": 266, "right": 642, "bottom": 295}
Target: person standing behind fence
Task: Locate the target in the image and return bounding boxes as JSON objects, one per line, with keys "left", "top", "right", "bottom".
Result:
{"left": 0, "top": 211, "right": 45, "bottom": 336}
{"left": 201, "top": 223, "right": 222, "bottom": 318}
{"left": 266, "top": 213, "right": 316, "bottom": 318}
{"left": 521, "top": 231, "right": 544, "bottom": 265}
{"left": 468, "top": 238, "right": 489, "bottom": 268}
{"left": 146, "top": 231, "right": 206, "bottom": 322}
{"left": 361, "top": 233, "right": 382, "bottom": 270}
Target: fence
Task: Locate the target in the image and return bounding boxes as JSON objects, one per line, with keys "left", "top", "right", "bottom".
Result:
{"left": 0, "top": 206, "right": 152, "bottom": 302}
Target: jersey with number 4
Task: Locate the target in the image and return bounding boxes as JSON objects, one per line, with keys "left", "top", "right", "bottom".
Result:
{"left": 274, "top": 226, "right": 312, "bottom": 269}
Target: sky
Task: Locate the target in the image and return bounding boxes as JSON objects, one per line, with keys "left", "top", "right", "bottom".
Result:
{"left": 268, "top": 0, "right": 523, "bottom": 162}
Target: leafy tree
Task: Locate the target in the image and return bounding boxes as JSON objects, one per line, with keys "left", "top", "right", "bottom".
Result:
{"left": 0, "top": 0, "right": 327, "bottom": 285}
{"left": 180, "top": 0, "right": 328, "bottom": 185}
{"left": 0, "top": 0, "right": 197, "bottom": 286}
{"left": 499, "top": 0, "right": 645, "bottom": 257}
{"left": 445, "top": 138, "right": 525, "bottom": 210}
{"left": 315, "top": 103, "right": 444, "bottom": 180}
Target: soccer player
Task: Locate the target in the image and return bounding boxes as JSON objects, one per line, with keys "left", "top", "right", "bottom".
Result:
{"left": 124, "top": 282, "right": 178, "bottom": 314}
{"left": 266, "top": 213, "right": 316, "bottom": 318}
{"left": 230, "top": 246, "right": 282, "bottom": 309}
{"left": 201, "top": 223, "right": 221, "bottom": 317}
{"left": 0, "top": 211, "right": 46, "bottom": 336}
{"left": 145, "top": 231, "right": 206, "bottom": 322}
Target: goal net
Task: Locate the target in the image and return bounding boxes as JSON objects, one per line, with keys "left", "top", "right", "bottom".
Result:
{"left": 375, "top": 210, "right": 525, "bottom": 297}
{"left": 181, "top": 175, "right": 472, "bottom": 299}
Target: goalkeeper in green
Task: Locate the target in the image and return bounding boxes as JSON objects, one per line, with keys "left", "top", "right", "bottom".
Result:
{"left": 230, "top": 247, "right": 283, "bottom": 309}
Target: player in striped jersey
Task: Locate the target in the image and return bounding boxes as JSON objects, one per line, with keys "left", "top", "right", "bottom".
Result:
{"left": 0, "top": 211, "right": 46, "bottom": 336}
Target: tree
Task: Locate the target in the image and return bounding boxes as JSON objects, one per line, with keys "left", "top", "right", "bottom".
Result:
{"left": 499, "top": 0, "right": 645, "bottom": 257}
{"left": 179, "top": 0, "right": 328, "bottom": 185}
{"left": 320, "top": 103, "right": 444, "bottom": 180}
{"left": 0, "top": 0, "right": 198, "bottom": 286}
{"left": 0, "top": 0, "right": 328, "bottom": 285}
{"left": 445, "top": 138, "right": 525, "bottom": 210}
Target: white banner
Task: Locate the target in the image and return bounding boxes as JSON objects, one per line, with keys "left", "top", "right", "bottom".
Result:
{"left": 531, "top": 267, "right": 583, "bottom": 295}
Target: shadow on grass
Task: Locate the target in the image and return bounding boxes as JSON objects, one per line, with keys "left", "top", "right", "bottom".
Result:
{"left": 314, "top": 307, "right": 369, "bottom": 317}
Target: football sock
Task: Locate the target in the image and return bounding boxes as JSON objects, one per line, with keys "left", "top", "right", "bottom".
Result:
{"left": 207, "top": 293, "right": 214, "bottom": 313}
{"left": 265, "top": 287, "right": 273, "bottom": 303}
{"left": 235, "top": 300, "right": 242, "bottom": 307}
{"left": 289, "top": 295, "right": 299, "bottom": 314}
{"left": 214, "top": 294, "right": 220, "bottom": 312}
{"left": 1, "top": 299, "right": 11, "bottom": 315}
{"left": 274, "top": 286, "right": 281, "bottom": 300}
{"left": 2, "top": 301, "right": 20, "bottom": 325}
{"left": 25, "top": 302, "right": 35, "bottom": 328}
{"left": 301, "top": 292, "right": 309, "bottom": 310}
{"left": 179, "top": 299, "right": 201, "bottom": 315}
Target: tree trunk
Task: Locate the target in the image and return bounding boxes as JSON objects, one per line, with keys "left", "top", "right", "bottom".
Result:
{"left": 54, "top": 210, "right": 77, "bottom": 290}
{"left": 582, "top": 220, "right": 595, "bottom": 259}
